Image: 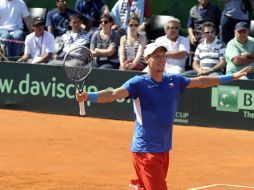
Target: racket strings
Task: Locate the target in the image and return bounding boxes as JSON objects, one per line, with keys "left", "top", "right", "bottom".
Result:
{"left": 64, "top": 48, "right": 93, "bottom": 81}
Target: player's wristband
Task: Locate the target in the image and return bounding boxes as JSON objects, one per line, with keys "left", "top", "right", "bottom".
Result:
{"left": 219, "top": 74, "right": 233, "bottom": 84}
{"left": 88, "top": 92, "right": 99, "bottom": 102}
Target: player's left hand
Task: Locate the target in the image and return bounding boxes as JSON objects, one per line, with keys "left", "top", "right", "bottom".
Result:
{"left": 233, "top": 66, "right": 252, "bottom": 80}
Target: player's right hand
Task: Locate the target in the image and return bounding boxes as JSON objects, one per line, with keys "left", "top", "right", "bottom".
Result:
{"left": 76, "top": 91, "right": 89, "bottom": 102}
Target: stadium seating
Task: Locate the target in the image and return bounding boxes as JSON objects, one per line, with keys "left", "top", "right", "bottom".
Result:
{"left": 29, "top": 8, "right": 47, "bottom": 20}
{"left": 145, "top": 15, "right": 173, "bottom": 43}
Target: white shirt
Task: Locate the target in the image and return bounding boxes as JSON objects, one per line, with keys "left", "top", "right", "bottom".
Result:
{"left": 0, "top": 0, "right": 30, "bottom": 31}
{"left": 155, "top": 35, "right": 190, "bottom": 74}
{"left": 24, "top": 31, "right": 55, "bottom": 59}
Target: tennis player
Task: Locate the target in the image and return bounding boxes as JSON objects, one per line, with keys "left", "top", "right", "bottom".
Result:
{"left": 76, "top": 43, "right": 251, "bottom": 190}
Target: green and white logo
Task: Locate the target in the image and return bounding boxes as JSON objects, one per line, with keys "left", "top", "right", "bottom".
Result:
{"left": 211, "top": 85, "right": 254, "bottom": 112}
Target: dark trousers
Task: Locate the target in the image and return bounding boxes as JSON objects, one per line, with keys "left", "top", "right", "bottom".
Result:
{"left": 220, "top": 14, "right": 250, "bottom": 44}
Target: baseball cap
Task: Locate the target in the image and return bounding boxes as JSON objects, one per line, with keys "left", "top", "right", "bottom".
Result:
{"left": 32, "top": 17, "right": 44, "bottom": 26}
{"left": 235, "top": 22, "right": 249, "bottom": 30}
{"left": 144, "top": 43, "right": 167, "bottom": 57}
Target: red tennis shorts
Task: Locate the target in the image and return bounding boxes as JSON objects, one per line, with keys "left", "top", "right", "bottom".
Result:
{"left": 130, "top": 151, "right": 170, "bottom": 190}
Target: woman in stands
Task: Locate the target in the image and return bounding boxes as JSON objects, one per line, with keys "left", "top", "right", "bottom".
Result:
{"left": 90, "top": 13, "right": 120, "bottom": 69}
{"left": 119, "top": 14, "right": 147, "bottom": 71}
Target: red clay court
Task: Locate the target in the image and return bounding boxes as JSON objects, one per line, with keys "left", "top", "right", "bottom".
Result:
{"left": 0, "top": 109, "right": 254, "bottom": 190}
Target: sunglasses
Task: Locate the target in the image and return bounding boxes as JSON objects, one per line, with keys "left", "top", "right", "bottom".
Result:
{"left": 57, "top": 0, "right": 67, "bottom": 3}
{"left": 204, "top": 30, "right": 215, "bottom": 35}
{"left": 100, "top": 20, "right": 109, "bottom": 24}
{"left": 33, "top": 23, "right": 44, "bottom": 27}
{"left": 169, "top": 27, "right": 179, "bottom": 30}
{"left": 129, "top": 24, "right": 139, "bottom": 27}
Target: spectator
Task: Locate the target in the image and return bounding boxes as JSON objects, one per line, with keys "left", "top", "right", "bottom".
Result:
{"left": 111, "top": 0, "right": 151, "bottom": 36}
{"left": 53, "top": 14, "right": 90, "bottom": 62}
{"left": 75, "top": 0, "right": 109, "bottom": 32}
{"left": 46, "top": 0, "right": 82, "bottom": 37}
{"left": 90, "top": 13, "right": 120, "bottom": 69}
{"left": 187, "top": 0, "right": 221, "bottom": 51}
{"left": 144, "top": 16, "right": 190, "bottom": 74}
{"left": 119, "top": 14, "right": 147, "bottom": 71}
{"left": 225, "top": 22, "right": 254, "bottom": 79}
{"left": 0, "top": 0, "right": 32, "bottom": 57}
{"left": 184, "top": 22, "right": 226, "bottom": 77}
{"left": 17, "top": 17, "right": 55, "bottom": 64}
{"left": 220, "top": 0, "right": 251, "bottom": 44}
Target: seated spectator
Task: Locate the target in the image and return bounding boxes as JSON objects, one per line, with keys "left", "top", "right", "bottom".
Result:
{"left": 187, "top": 0, "right": 221, "bottom": 51}
{"left": 75, "top": 0, "right": 109, "bottom": 32}
{"left": 53, "top": 14, "right": 90, "bottom": 62}
{"left": 111, "top": 0, "right": 151, "bottom": 36}
{"left": 225, "top": 22, "right": 254, "bottom": 79}
{"left": 119, "top": 14, "right": 146, "bottom": 71}
{"left": 143, "top": 16, "right": 190, "bottom": 74}
{"left": 90, "top": 13, "right": 120, "bottom": 69}
{"left": 220, "top": 0, "right": 251, "bottom": 44}
{"left": 46, "top": 0, "right": 82, "bottom": 37}
{"left": 183, "top": 22, "right": 226, "bottom": 77}
{"left": 17, "top": 17, "right": 55, "bottom": 64}
{"left": 0, "top": 0, "right": 32, "bottom": 57}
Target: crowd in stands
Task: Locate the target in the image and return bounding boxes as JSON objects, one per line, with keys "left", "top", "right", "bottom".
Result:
{"left": 1, "top": 0, "right": 254, "bottom": 79}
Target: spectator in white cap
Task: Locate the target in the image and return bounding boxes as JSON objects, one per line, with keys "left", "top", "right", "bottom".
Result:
{"left": 225, "top": 22, "right": 254, "bottom": 79}
{"left": 76, "top": 41, "right": 251, "bottom": 190}
{"left": 17, "top": 17, "right": 55, "bottom": 64}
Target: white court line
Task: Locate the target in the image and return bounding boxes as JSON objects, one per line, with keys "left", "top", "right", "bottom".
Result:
{"left": 188, "top": 184, "right": 254, "bottom": 190}
{"left": 222, "top": 184, "right": 254, "bottom": 189}
{"left": 188, "top": 184, "right": 221, "bottom": 190}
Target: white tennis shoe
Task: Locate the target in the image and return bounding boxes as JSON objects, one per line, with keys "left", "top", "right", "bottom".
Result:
{"left": 129, "top": 183, "right": 138, "bottom": 190}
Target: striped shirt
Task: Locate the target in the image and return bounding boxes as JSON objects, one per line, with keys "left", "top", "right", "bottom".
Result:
{"left": 194, "top": 38, "right": 226, "bottom": 68}
{"left": 123, "top": 34, "right": 145, "bottom": 64}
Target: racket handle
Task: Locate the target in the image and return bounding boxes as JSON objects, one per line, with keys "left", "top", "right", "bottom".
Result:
{"left": 79, "top": 101, "right": 86, "bottom": 116}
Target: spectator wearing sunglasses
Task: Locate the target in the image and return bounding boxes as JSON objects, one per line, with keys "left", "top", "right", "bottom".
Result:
{"left": 143, "top": 17, "right": 189, "bottom": 74}
{"left": 225, "top": 22, "right": 254, "bottom": 79}
{"left": 90, "top": 13, "right": 120, "bottom": 69}
{"left": 187, "top": 0, "right": 221, "bottom": 52}
{"left": 184, "top": 22, "right": 226, "bottom": 77}
{"left": 111, "top": 0, "right": 151, "bottom": 36}
{"left": 119, "top": 14, "right": 147, "bottom": 71}
{"left": 46, "top": 0, "right": 83, "bottom": 37}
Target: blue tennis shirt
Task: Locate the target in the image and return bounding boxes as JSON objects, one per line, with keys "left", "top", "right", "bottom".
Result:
{"left": 122, "top": 74, "right": 191, "bottom": 153}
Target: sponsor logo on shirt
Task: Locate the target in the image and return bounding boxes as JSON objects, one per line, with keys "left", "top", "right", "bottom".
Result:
{"left": 169, "top": 83, "right": 174, "bottom": 88}
{"left": 148, "top": 85, "right": 156, "bottom": 88}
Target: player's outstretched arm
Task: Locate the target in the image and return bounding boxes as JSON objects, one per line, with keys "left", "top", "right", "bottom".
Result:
{"left": 76, "top": 87, "right": 129, "bottom": 103}
{"left": 187, "top": 66, "right": 252, "bottom": 89}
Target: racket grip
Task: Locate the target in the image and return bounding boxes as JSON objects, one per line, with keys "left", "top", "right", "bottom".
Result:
{"left": 79, "top": 101, "right": 86, "bottom": 116}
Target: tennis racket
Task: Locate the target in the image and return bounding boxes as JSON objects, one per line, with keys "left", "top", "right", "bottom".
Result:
{"left": 63, "top": 46, "right": 93, "bottom": 116}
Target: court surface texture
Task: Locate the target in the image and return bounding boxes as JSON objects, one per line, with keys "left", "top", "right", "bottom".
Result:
{"left": 0, "top": 109, "right": 254, "bottom": 190}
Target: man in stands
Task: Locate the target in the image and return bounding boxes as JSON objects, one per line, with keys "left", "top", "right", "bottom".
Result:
{"left": 46, "top": 0, "right": 83, "bottom": 37}
{"left": 225, "top": 22, "right": 254, "bottom": 79}
{"left": 0, "top": 0, "right": 32, "bottom": 57}
{"left": 187, "top": 0, "right": 221, "bottom": 51}
{"left": 17, "top": 17, "right": 55, "bottom": 64}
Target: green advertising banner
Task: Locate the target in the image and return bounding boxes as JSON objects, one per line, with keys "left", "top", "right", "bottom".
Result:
{"left": 0, "top": 62, "right": 136, "bottom": 120}
{"left": 1, "top": 62, "right": 254, "bottom": 130}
